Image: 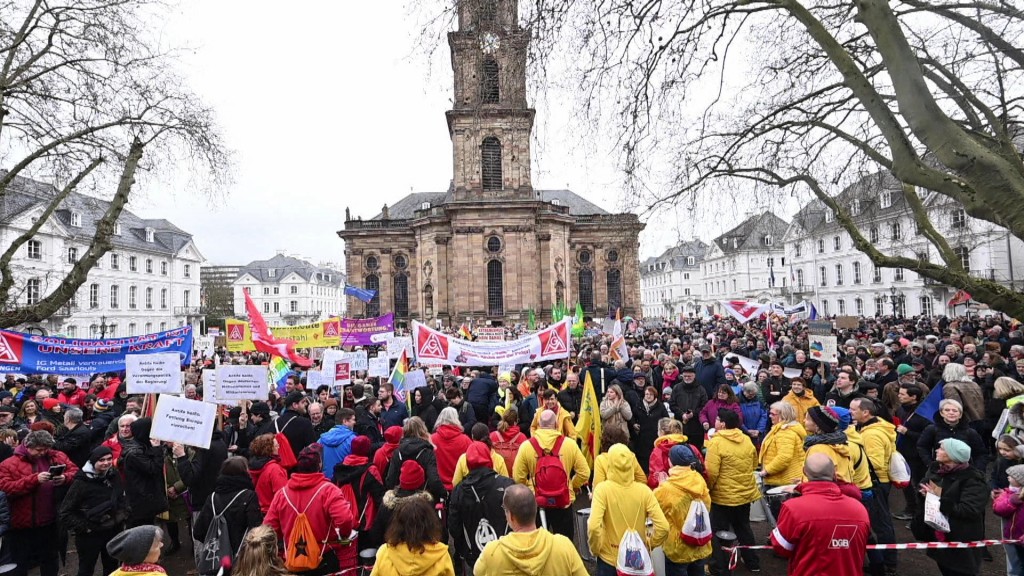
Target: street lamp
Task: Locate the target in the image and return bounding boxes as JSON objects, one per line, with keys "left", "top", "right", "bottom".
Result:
{"left": 98, "top": 315, "right": 113, "bottom": 338}
{"left": 888, "top": 287, "right": 906, "bottom": 317}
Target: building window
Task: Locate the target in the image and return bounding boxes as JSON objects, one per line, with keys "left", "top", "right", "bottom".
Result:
{"left": 424, "top": 284, "right": 434, "bottom": 316}
{"left": 110, "top": 285, "right": 119, "bottom": 309}
{"left": 686, "top": 256, "right": 695, "bottom": 265}
{"left": 290, "top": 285, "right": 298, "bottom": 295}
{"left": 110, "top": 253, "right": 119, "bottom": 270}
{"left": 146, "top": 228, "right": 155, "bottom": 242}
{"left": 869, "top": 226, "right": 879, "bottom": 244}
{"left": 290, "top": 300, "right": 298, "bottom": 313}
{"left": 794, "top": 243, "right": 802, "bottom": 258}
{"left": 161, "top": 261, "right": 168, "bottom": 275}
{"left": 183, "top": 290, "right": 191, "bottom": 308}
{"left": 273, "top": 287, "right": 279, "bottom": 295}
{"left": 578, "top": 268, "right": 594, "bottom": 313}
{"left": 894, "top": 268, "right": 905, "bottom": 281}
{"left": 855, "top": 297, "right": 864, "bottom": 316}
{"left": 825, "top": 208, "right": 835, "bottom": 223}
{"left": 263, "top": 287, "right": 270, "bottom": 295}
{"left": 481, "top": 136, "right": 502, "bottom": 191}
{"left": 146, "top": 258, "right": 153, "bottom": 273}
{"left": 67, "top": 326, "right": 77, "bottom": 337}
{"left": 873, "top": 265, "right": 882, "bottom": 283}
{"left": 796, "top": 269, "right": 804, "bottom": 286}
{"left": 684, "top": 273, "right": 690, "bottom": 280}
{"left": 486, "top": 260, "right": 504, "bottom": 316}
{"left": 364, "top": 275, "right": 380, "bottom": 317}
{"left": 365, "top": 256, "right": 379, "bottom": 271}
{"left": 394, "top": 273, "right": 410, "bottom": 317}
{"left": 89, "top": 284, "right": 99, "bottom": 308}
{"left": 880, "top": 190, "right": 893, "bottom": 208}
{"left": 394, "top": 254, "right": 408, "bottom": 269}
{"left": 26, "top": 278, "right": 40, "bottom": 305}
{"left": 90, "top": 324, "right": 98, "bottom": 336}
{"left": 835, "top": 264, "right": 844, "bottom": 285}
{"left": 850, "top": 200, "right": 861, "bottom": 216}
{"left": 145, "top": 322, "right": 152, "bottom": 333}
{"left": 129, "top": 286, "right": 137, "bottom": 309}
{"left": 26, "top": 240, "right": 41, "bottom": 260}
{"left": 954, "top": 246, "right": 970, "bottom": 271}
{"left": 951, "top": 208, "right": 966, "bottom": 230}
{"left": 481, "top": 57, "right": 499, "bottom": 103}
{"left": 160, "top": 288, "right": 167, "bottom": 309}
{"left": 890, "top": 221, "right": 902, "bottom": 241}
{"left": 838, "top": 299, "right": 846, "bottom": 315}
{"left": 184, "top": 264, "right": 191, "bottom": 278}
{"left": 70, "top": 212, "right": 81, "bottom": 227}
{"left": 264, "top": 302, "right": 270, "bottom": 313}
{"left": 874, "top": 296, "right": 884, "bottom": 316}
{"left": 273, "top": 302, "right": 279, "bottom": 313}
{"left": 817, "top": 239, "right": 825, "bottom": 254}
{"left": 833, "top": 236, "right": 841, "bottom": 251}
{"left": 920, "top": 295, "right": 934, "bottom": 316}
{"left": 487, "top": 236, "right": 502, "bottom": 253}
{"left": 67, "top": 247, "right": 78, "bottom": 264}
{"left": 819, "top": 266, "right": 827, "bottom": 287}
{"left": 607, "top": 269, "right": 622, "bottom": 315}
{"left": 146, "top": 287, "right": 153, "bottom": 309}
{"left": 129, "top": 256, "right": 137, "bottom": 271}
{"left": 268, "top": 268, "right": 276, "bottom": 278}
{"left": 108, "top": 324, "right": 117, "bottom": 337}
{"left": 159, "top": 322, "right": 166, "bottom": 331}
{"left": 822, "top": 300, "right": 830, "bottom": 316}
{"left": 852, "top": 261, "right": 861, "bottom": 284}
{"left": 763, "top": 235, "right": 773, "bottom": 246}
{"left": 128, "top": 322, "right": 136, "bottom": 336}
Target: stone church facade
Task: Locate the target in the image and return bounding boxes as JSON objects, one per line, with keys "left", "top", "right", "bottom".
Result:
{"left": 337, "top": 0, "right": 644, "bottom": 326}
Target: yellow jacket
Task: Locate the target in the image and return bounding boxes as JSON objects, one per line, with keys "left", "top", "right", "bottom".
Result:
{"left": 758, "top": 421, "right": 807, "bottom": 486}
{"left": 109, "top": 568, "right": 165, "bottom": 576}
{"left": 593, "top": 448, "right": 647, "bottom": 489}
{"left": 512, "top": 428, "right": 590, "bottom": 504}
{"left": 451, "top": 450, "right": 508, "bottom": 487}
{"left": 782, "top": 391, "right": 820, "bottom": 424}
{"left": 653, "top": 466, "right": 713, "bottom": 565}
{"left": 587, "top": 444, "right": 669, "bottom": 566}
{"left": 844, "top": 428, "right": 873, "bottom": 490}
{"left": 858, "top": 418, "right": 897, "bottom": 483}
{"left": 475, "top": 529, "right": 589, "bottom": 576}
{"left": 705, "top": 428, "right": 760, "bottom": 506}
{"left": 371, "top": 542, "right": 455, "bottom": 576}
{"left": 804, "top": 441, "right": 853, "bottom": 483}
{"left": 530, "top": 405, "right": 578, "bottom": 439}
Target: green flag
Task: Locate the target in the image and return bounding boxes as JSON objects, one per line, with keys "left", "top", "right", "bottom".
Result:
{"left": 528, "top": 308, "right": 536, "bottom": 330}
{"left": 572, "top": 301, "right": 585, "bottom": 337}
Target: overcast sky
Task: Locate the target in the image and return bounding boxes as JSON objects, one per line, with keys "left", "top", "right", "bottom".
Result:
{"left": 129, "top": 1, "right": 744, "bottom": 268}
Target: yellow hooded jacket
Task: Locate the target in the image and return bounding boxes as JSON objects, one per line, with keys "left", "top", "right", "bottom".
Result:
{"left": 758, "top": 421, "right": 807, "bottom": 486}
{"left": 859, "top": 418, "right": 897, "bottom": 483}
{"left": 530, "top": 405, "right": 578, "bottom": 439}
{"left": 512, "top": 428, "right": 590, "bottom": 504}
{"left": 593, "top": 448, "right": 647, "bottom": 488}
{"left": 451, "top": 450, "right": 509, "bottom": 487}
{"left": 705, "top": 428, "right": 760, "bottom": 506}
{"left": 371, "top": 542, "right": 456, "bottom": 576}
{"left": 588, "top": 444, "right": 669, "bottom": 566}
{"left": 475, "top": 529, "right": 589, "bottom": 576}
{"left": 804, "top": 441, "right": 854, "bottom": 483}
{"left": 782, "top": 390, "right": 820, "bottom": 424}
{"left": 844, "top": 428, "right": 873, "bottom": 490}
{"left": 654, "top": 466, "right": 714, "bottom": 565}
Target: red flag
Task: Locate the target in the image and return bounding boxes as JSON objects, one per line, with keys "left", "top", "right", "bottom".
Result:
{"left": 948, "top": 289, "right": 972, "bottom": 308}
{"left": 243, "top": 290, "right": 313, "bottom": 367}
{"left": 764, "top": 314, "right": 776, "bottom": 349}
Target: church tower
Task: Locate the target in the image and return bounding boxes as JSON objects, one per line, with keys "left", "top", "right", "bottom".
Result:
{"left": 446, "top": 0, "right": 535, "bottom": 201}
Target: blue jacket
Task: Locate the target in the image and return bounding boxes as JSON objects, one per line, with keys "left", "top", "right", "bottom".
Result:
{"left": 694, "top": 358, "right": 727, "bottom": 397}
{"left": 318, "top": 424, "right": 355, "bottom": 481}
{"left": 739, "top": 396, "right": 768, "bottom": 435}
{"left": 467, "top": 374, "right": 498, "bottom": 407}
{"left": 380, "top": 399, "right": 409, "bottom": 429}
{"left": 519, "top": 393, "right": 540, "bottom": 437}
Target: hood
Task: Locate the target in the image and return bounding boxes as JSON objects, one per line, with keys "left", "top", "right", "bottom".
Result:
{"left": 494, "top": 530, "right": 555, "bottom": 575}
{"left": 713, "top": 428, "right": 746, "bottom": 444}
{"left": 334, "top": 461, "right": 369, "bottom": 485}
{"left": 397, "top": 436, "right": 434, "bottom": 460}
{"left": 383, "top": 425, "right": 403, "bottom": 444}
{"left": 378, "top": 542, "right": 451, "bottom": 574}
{"left": 248, "top": 455, "right": 275, "bottom": 472}
{"left": 214, "top": 473, "right": 254, "bottom": 493}
{"left": 319, "top": 424, "right": 355, "bottom": 448}
{"left": 653, "top": 433, "right": 689, "bottom": 449}
{"left": 606, "top": 444, "right": 636, "bottom": 485}
{"left": 495, "top": 426, "right": 523, "bottom": 441}
{"left": 130, "top": 418, "right": 152, "bottom": 445}
{"left": 77, "top": 461, "right": 114, "bottom": 481}
{"left": 862, "top": 418, "right": 897, "bottom": 442}
{"left": 777, "top": 421, "right": 807, "bottom": 441}
{"left": 286, "top": 471, "right": 330, "bottom": 490}
{"left": 382, "top": 488, "right": 433, "bottom": 510}
{"left": 434, "top": 423, "right": 465, "bottom": 441}
{"left": 465, "top": 442, "right": 493, "bottom": 470}
{"left": 664, "top": 466, "right": 710, "bottom": 499}
{"left": 414, "top": 386, "right": 434, "bottom": 407}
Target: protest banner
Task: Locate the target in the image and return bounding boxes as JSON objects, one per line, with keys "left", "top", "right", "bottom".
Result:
{"left": 386, "top": 336, "right": 413, "bottom": 359}
{"left": 835, "top": 316, "right": 860, "bottom": 329}
{"left": 194, "top": 335, "right": 215, "bottom": 356}
{"left": 216, "top": 365, "right": 269, "bottom": 401}
{"left": 225, "top": 317, "right": 343, "bottom": 351}
{"left": 151, "top": 395, "right": 217, "bottom": 449}
{"left": 368, "top": 356, "right": 390, "bottom": 378}
{"left": 808, "top": 335, "right": 839, "bottom": 363}
{"left": 427, "top": 364, "right": 443, "bottom": 376}
{"left": 339, "top": 314, "right": 395, "bottom": 346}
{"left": 411, "top": 319, "right": 571, "bottom": 367}
{"left": 341, "top": 350, "right": 368, "bottom": 372}
{"left": 808, "top": 321, "right": 833, "bottom": 336}
{"left": 0, "top": 327, "right": 192, "bottom": 374}
{"left": 126, "top": 352, "right": 183, "bottom": 395}
{"left": 722, "top": 354, "right": 802, "bottom": 379}
{"left": 475, "top": 327, "right": 504, "bottom": 342}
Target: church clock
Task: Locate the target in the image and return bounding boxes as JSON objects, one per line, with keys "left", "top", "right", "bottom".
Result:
{"left": 480, "top": 31, "right": 500, "bottom": 54}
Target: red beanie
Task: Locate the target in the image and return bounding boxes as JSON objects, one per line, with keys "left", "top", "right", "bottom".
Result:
{"left": 399, "top": 460, "right": 426, "bottom": 491}
{"left": 384, "top": 426, "right": 403, "bottom": 445}
{"left": 351, "top": 436, "right": 372, "bottom": 457}
{"left": 466, "top": 441, "right": 492, "bottom": 471}
{"left": 43, "top": 398, "right": 60, "bottom": 411}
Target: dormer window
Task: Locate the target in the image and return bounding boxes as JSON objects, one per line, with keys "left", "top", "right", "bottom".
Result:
{"left": 763, "top": 235, "right": 773, "bottom": 246}
{"left": 551, "top": 199, "right": 561, "bottom": 206}
{"left": 825, "top": 208, "right": 835, "bottom": 223}
{"left": 145, "top": 227, "right": 154, "bottom": 242}
{"left": 880, "top": 190, "right": 893, "bottom": 208}
{"left": 850, "top": 200, "right": 861, "bottom": 216}
{"left": 114, "top": 222, "right": 121, "bottom": 236}
{"left": 420, "top": 202, "right": 431, "bottom": 210}
{"left": 268, "top": 269, "right": 276, "bottom": 278}
{"left": 70, "top": 212, "right": 81, "bottom": 227}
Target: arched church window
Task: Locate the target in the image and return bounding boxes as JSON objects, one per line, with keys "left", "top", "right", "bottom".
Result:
{"left": 393, "top": 273, "right": 409, "bottom": 318}
{"left": 481, "top": 137, "right": 502, "bottom": 191}
{"left": 487, "top": 259, "right": 504, "bottom": 316}
{"left": 607, "top": 269, "right": 622, "bottom": 315}
{"left": 365, "top": 274, "right": 380, "bottom": 317}
{"left": 578, "top": 268, "right": 594, "bottom": 313}
{"left": 481, "top": 58, "right": 499, "bottom": 103}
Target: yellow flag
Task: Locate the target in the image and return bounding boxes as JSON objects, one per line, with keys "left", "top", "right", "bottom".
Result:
{"left": 575, "top": 370, "right": 602, "bottom": 469}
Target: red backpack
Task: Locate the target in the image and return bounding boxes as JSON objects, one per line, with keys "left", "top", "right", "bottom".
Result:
{"left": 490, "top": 430, "right": 525, "bottom": 475}
{"left": 529, "top": 436, "right": 571, "bottom": 509}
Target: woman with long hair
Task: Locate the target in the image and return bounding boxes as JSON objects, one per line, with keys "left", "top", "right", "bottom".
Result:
{"left": 599, "top": 384, "right": 633, "bottom": 441}
{"left": 636, "top": 385, "right": 670, "bottom": 473}
{"left": 699, "top": 384, "right": 744, "bottom": 433}
{"left": 489, "top": 407, "right": 526, "bottom": 474}
{"left": 232, "top": 525, "right": 290, "bottom": 576}
{"left": 15, "top": 398, "right": 39, "bottom": 428}
{"left": 371, "top": 496, "right": 455, "bottom": 576}
{"left": 247, "top": 434, "right": 288, "bottom": 514}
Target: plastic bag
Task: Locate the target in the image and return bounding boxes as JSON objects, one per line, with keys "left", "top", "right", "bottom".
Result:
{"left": 888, "top": 452, "right": 911, "bottom": 489}
{"left": 616, "top": 528, "right": 654, "bottom": 576}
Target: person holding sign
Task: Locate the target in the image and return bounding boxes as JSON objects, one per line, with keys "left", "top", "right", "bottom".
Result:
{"left": 120, "top": 418, "right": 169, "bottom": 528}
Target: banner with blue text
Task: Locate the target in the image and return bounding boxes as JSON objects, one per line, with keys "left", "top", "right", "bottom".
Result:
{"left": 0, "top": 327, "right": 193, "bottom": 374}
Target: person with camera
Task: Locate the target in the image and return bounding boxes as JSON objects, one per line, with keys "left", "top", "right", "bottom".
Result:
{"left": 59, "top": 445, "right": 127, "bottom": 576}
{"left": 0, "top": 429, "right": 79, "bottom": 576}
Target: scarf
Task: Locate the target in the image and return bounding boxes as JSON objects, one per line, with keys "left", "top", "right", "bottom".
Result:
{"left": 118, "top": 563, "right": 166, "bottom": 574}
{"left": 937, "top": 462, "right": 970, "bottom": 476}
{"left": 803, "top": 430, "right": 848, "bottom": 450}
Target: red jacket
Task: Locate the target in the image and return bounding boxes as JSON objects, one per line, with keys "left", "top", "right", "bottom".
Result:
{"left": 57, "top": 388, "right": 86, "bottom": 407}
{"left": 0, "top": 445, "right": 78, "bottom": 529}
{"left": 431, "top": 424, "right": 471, "bottom": 491}
{"left": 770, "top": 481, "right": 870, "bottom": 576}
{"left": 249, "top": 457, "right": 288, "bottom": 513}
{"left": 372, "top": 440, "right": 400, "bottom": 480}
{"left": 264, "top": 472, "right": 354, "bottom": 554}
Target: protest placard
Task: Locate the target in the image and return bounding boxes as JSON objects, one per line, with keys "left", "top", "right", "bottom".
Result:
{"left": 476, "top": 327, "right": 505, "bottom": 342}
{"left": 126, "top": 353, "right": 183, "bottom": 395}
{"left": 305, "top": 370, "right": 324, "bottom": 390}
{"left": 151, "top": 395, "right": 217, "bottom": 449}
{"left": 498, "top": 363, "right": 516, "bottom": 376}
{"left": 427, "top": 364, "right": 443, "bottom": 376}
{"left": 368, "top": 356, "right": 390, "bottom": 378}
{"left": 202, "top": 371, "right": 219, "bottom": 405}
{"left": 386, "top": 336, "right": 413, "bottom": 359}
{"left": 334, "top": 362, "right": 351, "bottom": 385}
{"left": 808, "top": 335, "right": 839, "bottom": 363}
{"left": 342, "top": 350, "right": 368, "bottom": 372}
{"left": 403, "top": 369, "right": 426, "bottom": 391}
{"left": 216, "top": 365, "right": 269, "bottom": 401}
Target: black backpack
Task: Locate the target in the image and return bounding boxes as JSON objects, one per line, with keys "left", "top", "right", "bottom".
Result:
{"left": 197, "top": 490, "right": 249, "bottom": 575}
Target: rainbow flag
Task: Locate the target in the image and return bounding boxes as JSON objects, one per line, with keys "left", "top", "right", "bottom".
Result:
{"left": 575, "top": 370, "right": 602, "bottom": 469}
{"left": 389, "top": 348, "right": 409, "bottom": 406}
{"left": 269, "top": 356, "right": 291, "bottom": 395}
{"left": 457, "top": 323, "right": 474, "bottom": 340}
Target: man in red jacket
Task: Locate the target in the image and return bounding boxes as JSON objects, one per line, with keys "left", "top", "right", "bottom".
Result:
{"left": 0, "top": 429, "right": 78, "bottom": 576}
{"left": 56, "top": 378, "right": 86, "bottom": 407}
{"left": 770, "top": 452, "right": 870, "bottom": 576}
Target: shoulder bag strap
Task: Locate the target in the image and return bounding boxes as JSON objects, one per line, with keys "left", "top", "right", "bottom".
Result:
{"left": 214, "top": 490, "right": 247, "bottom": 520}
{"left": 301, "top": 483, "right": 330, "bottom": 514}
{"left": 551, "top": 434, "right": 565, "bottom": 457}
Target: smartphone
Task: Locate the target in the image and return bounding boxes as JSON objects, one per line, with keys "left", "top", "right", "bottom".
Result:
{"left": 48, "top": 464, "right": 66, "bottom": 476}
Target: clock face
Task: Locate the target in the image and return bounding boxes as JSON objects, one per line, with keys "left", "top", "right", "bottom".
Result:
{"left": 481, "top": 32, "right": 500, "bottom": 55}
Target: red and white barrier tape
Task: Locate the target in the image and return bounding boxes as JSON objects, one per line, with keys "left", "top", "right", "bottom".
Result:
{"left": 726, "top": 538, "right": 1023, "bottom": 570}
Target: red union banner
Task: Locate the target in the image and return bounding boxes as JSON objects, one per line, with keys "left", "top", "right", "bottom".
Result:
{"left": 719, "top": 300, "right": 772, "bottom": 324}
{"left": 411, "top": 319, "right": 572, "bottom": 366}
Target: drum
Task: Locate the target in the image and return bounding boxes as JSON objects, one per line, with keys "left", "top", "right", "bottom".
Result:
{"left": 358, "top": 548, "right": 378, "bottom": 566}
{"left": 574, "top": 508, "right": 595, "bottom": 562}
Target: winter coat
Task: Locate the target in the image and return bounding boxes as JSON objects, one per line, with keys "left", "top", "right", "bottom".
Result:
{"left": 648, "top": 433, "right": 690, "bottom": 488}
{"left": 431, "top": 424, "right": 472, "bottom": 491}
{"left": 653, "top": 465, "right": 713, "bottom": 564}
{"left": 192, "top": 474, "right": 262, "bottom": 560}
{"left": 411, "top": 387, "right": 441, "bottom": 432}
{"left": 0, "top": 445, "right": 77, "bottom": 529}
{"left": 842, "top": 428, "right": 873, "bottom": 491}
{"left": 781, "top": 390, "right": 820, "bottom": 425}
{"left": 738, "top": 395, "right": 768, "bottom": 436}
{"left": 592, "top": 449, "right": 647, "bottom": 489}
{"left": 384, "top": 437, "right": 447, "bottom": 502}
{"left": 943, "top": 379, "right": 986, "bottom": 423}
{"left": 276, "top": 410, "right": 317, "bottom": 456}
{"left": 467, "top": 374, "right": 498, "bottom": 408}
{"left": 895, "top": 402, "right": 930, "bottom": 465}
{"left": 319, "top": 424, "right": 356, "bottom": 481}
{"left": 447, "top": 467, "right": 515, "bottom": 563}
{"left": 669, "top": 382, "right": 708, "bottom": 421}
{"left": 556, "top": 386, "right": 583, "bottom": 420}
{"left": 175, "top": 430, "right": 228, "bottom": 507}
{"left": 474, "top": 528, "right": 589, "bottom": 576}
{"left": 921, "top": 462, "right": 989, "bottom": 572}
{"left": 355, "top": 408, "right": 385, "bottom": 448}
{"left": 599, "top": 398, "right": 632, "bottom": 440}
{"left": 372, "top": 541, "right": 455, "bottom": 576}
{"left": 247, "top": 456, "right": 288, "bottom": 514}
{"left": 120, "top": 436, "right": 168, "bottom": 523}
{"left": 694, "top": 358, "right": 727, "bottom": 397}
{"left": 705, "top": 428, "right": 760, "bottom": 506}
{"left": 59, "top": 462, "right": 127, "bottom": 534}
{"left": 993, "top": 487, "right": 1024, "bottom": 540}
{"left": 333, "top": 454, "right": 384, "bottom": 535}
{"left": 916, "top": 412, "right": 989, "bottom": 471}
{"left": 511, "top": 428, "right": 590, "bottom": 506}
{"left": 518, "top": 393, "right": 540, "bottom": 438}
{"left": 370, "top": 489, "right": 433, "bottom": 549}
{"left": 804, "top": 432, "right": 855, "bottom": 485}
{"left": 770, "top": 481, "right": 870, "bottom": 576}
{"left": 263, "top": 472, "right": 355, "bottom": 558}
{"left": 699, "top": 398, "right": 743, "bottom": 429}
{"left": 451, "top": 450, "right": 508, "bottom": 487}
{"left": 587, "top": 444, "right": 669, "bottom": 565}
{"left": 858, "top": 418, "right": 897, "bottom": 483}
{"left": 53, "top": 422, "right": 95, "bottom": 469}
{"left": 380, "top": 399, "right": 409, "bottom": 430}
{"left": 759, "top": 421, "right": 807, "bottom": 487}
{"left": 635, "top": 399, "right": 669, "bottom": 470}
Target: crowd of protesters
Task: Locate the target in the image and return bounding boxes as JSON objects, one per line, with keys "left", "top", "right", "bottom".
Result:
{"left": 1, "top": 312, "right": 1024, "bottom": 575}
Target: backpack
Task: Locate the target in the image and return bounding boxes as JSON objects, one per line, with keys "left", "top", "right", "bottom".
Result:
{"left": 337, "top": 467, "right": 381, "bottom": 532}
{"left": 197, "top": 490, "right": 248, "bottom": 576}
{"left": 282, "top": 484, "right": 330, "bottom": 572}
{"left": 680, "top": 500, "right": 713, "bottom": 546}
{"left": 275, "top": 416, "right": 298, "bottom": 469}
{"left": 529, "top": 436, "right": 570, "bottom": 509}
{"left": 490, "top": 431, "right": 524, "bottom": 474}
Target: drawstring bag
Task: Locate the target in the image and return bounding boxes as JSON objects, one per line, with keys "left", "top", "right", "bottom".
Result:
{"left": 888, "top": 452, "right": 911, "bottom": 489}
{"left": 680, "top": 500, "right": 712, "bottom": 546}
{"left": 616, "top": 529, "right": 654, "bottom": 576}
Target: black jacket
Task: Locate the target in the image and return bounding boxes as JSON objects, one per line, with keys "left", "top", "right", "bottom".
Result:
{"left": 333, "top": 457, "right": 385, "bottom": 535}
{"left": 411, "top": 387, "right": 441, "bottom": 432}
{"left": 120, "top": 423, "right": 168, "bottom": 522}
{"left": 54, "top": 423, "right": 96, "bottom": 469}
{"left": 275, "top": 411, "right": 317, "bottom": 455}
{"left": 636, "top": 399, "right": 670, "bottom": 464}
{"left": 59, "top": 464, "right": 127, "bottom": 533}
{"left": 916, "top": 413, "right": 989, "bottom": 471}
{"left": 447, "top": 467, "right": 515, "bottom": 562}
{"left": 176, "top": 430, "right": 229, "bottom": 507}
{"left": 919, "top": 462, "right": 988, "bottom": 572}
{"left": 383, "top": 436, "right": 446, "bottom": 502}
{"left": 192, "top": 475, "right": 262, "bottom": 561}
{"left": 557, "top": 386, "right": 583, "bottom": 419}
{"left": 354, "top": 408, "right": 385, "bottom": 449}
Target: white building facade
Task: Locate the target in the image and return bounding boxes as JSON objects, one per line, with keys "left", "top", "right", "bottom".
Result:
{"left": 700, "top": 212, "right": 791, "bottom": 314}
{"left": 0, "top": 174, "right": 205, "bottom": 338}
{"left": 640, "top": 240, "right": 708, "bottom": 319}
{"left": 233, "top": 254, "right": 344, "bottom": 325}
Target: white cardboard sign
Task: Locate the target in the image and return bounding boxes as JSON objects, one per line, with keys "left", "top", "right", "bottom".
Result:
{"left": 342, "top": 351, "right": 368, "bottom": 372}
{"left": 202, "top": 371, "right": 220, "bottom": 405}
{"left": 403, "top": 370, "right": 427, "bottom": 392}
{"left": 151, "top": 395, "right": 217, "bottom": 449}
{"left": 126, "top": 353, "right": 183, "bottom": 395}
{"left": 216, "top": 365, "right": 269, "bottom": 401}
{"left": 368, "top": 356, "right": 390, "bottom": 378}
{"left": 386, "top": 336, "right": 413, "bottom": 359}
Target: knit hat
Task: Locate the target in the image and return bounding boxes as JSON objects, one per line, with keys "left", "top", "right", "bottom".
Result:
{"left": 941, "top": 438, "right": 971, "bottom": 464}
{"left": 384, "top": 425, "right": 403, "bottom": 444}
{"left": 284, "top": 391, "right": 306, "bottom": 407}
{"left": 93, "top": 398, "right": 113, "bottom": 413}
{"left": 662, "top": 387, "right": 672, "bottom": 396}
{"left": 831, "top": 407, "right": 852, "bottom": 431}
{"left": 669, "top": 444, "right": 698, "bottom": 467}
{"left": 350, "top": 436, "right": 372, "bottom": 457}
{"left": 106, "top": 525, "right": 160, "bottom": 564}
{"left": 249, "top": 402, "right": 271, "bottom": 417}
{"left": 1008, "top": 465, "right": 1024, "bottom": 487}
{"left": 808, "top": 406, "right": 841, "bottom": 433}
{"left": 896, "top": 364, "right": 914, "bottom": 376}
{"left": 88, "top": 445, "right": 113, "bottom": 465}
{"left": 399, "top": 460, "right": 426, "bottom": 490}
{"left": 42, "top": 398, "right": 60, "bottom": 411}
{"left": 295, "top": 444, "right": 323, "bottom": 473}
{"left": 498, "top": 372, "right": 513, "bottom": 383}
{"left": 466, "top": 441, "right": 492, "bottom": 470}
{"left": 323, "top": 398, "right": 338, "bottom": 410}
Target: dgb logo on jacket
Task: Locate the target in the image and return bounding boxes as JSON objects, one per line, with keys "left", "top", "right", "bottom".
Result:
{"left": 828, "top": 525, "right": 859, "bottom": 549}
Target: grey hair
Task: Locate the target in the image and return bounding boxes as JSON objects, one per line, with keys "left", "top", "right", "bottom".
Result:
{"left": 938, "top": 398, "right": 963, "bottom": 415}
{"left": 118, "top": 413, "right": 138, "bottom": 426}
{"left": 770, "top": 401, "right": 797, "bottom": 423}
{"left": 942, "top": 363, "right": 969, "bottom": 383}
{"left": 742, "top": 382, "right": 759, "bottom": 396}
{"left": 65, "top": 407, "right": 83, "bottom": 424}
{"left": 25, "top": 430, "right": 54, "bottom": 448}
{"left": 434, "top": 406, "right": 461, "bottom": 430}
